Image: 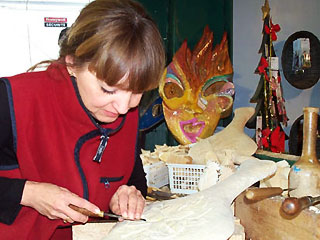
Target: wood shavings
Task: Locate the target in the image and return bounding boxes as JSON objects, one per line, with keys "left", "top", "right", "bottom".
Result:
{"left": 260, "top": 160, "right": 290, "bottom": 190}
{"left": 219, "top": 165, "right": 235, "bottom": 181}
{"left": 198, "top": 161, "right": 220, "bottom": 191}
{"left": 140, "top": 149, "right": 161, "bottom": 165}
{"left": 159, "top": 151, "right": 192, "bottom": 164}
{"left": 140, "top": 144, "right": 191, "bottom": 165}
{"left": 198, "top": 161, "right": 235, "bottom": 191}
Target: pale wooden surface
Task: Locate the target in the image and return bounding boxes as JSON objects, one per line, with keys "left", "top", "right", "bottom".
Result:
{"left": 72, "top": 222, "right": 116, "bottom": 240}
{"left": 235, "top": 192, "right": 320, "bottom": 240}
{"left": 72, "top": 220, "right": 245, "bottom": 240}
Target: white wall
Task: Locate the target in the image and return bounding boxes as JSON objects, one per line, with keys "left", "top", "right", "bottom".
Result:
{"left": 0, "top": 0, "right": 90, "bottom": 77}
{"left": 233, "top": 0, "right": 320, "bottom": 151}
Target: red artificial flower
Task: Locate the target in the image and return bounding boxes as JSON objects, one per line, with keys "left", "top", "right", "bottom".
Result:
{"left": 261, "top": 126, "right": 285, "bottom": 153}
{"left": 258, "top": 57, "right": 268, "bottom": 73}
{"left": 264, "top": 19, "right": 281, "bottom": 41}
{"left": 258, "top": 57, "right": 269, "bottom": 81}
{"left": 261, "top": 127, "right": 271, "bottom": 149}
{"left": 269, "top": 126, "right": 285, "bottom": 153}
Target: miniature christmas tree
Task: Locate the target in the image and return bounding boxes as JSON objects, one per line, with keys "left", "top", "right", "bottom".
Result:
{"left": 246, "top": 0, "right": 289, "bottom": 153}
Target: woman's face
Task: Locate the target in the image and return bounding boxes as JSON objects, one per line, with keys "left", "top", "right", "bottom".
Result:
{"left": 71, "top": 65, "right": 142, "bottom": 123}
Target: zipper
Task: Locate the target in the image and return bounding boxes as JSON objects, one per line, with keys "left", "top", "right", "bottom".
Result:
{"left": 100, "top": 176, "right": 124, "bottom": 188}
{"left": 93, "top": 134, "right": 109, "bottom": 163}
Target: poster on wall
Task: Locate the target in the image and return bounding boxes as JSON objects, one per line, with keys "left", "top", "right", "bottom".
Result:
{"left": 0, "top": 0, "right": 91, "bottom": 77}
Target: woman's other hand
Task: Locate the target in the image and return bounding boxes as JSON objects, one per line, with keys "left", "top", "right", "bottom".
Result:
{"left": 20, "top": 181, "right": 100, "bottom": 223}
{"left": 109, "top": 185, "right": 145, "bottom": 221}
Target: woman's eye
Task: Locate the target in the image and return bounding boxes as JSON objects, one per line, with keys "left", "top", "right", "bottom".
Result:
{"left": 101, "top": 87, "right": 116, "bottom": 95}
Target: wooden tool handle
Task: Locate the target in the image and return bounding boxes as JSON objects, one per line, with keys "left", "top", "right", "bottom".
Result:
{"left": 245, "top": 187, "right": 283, "bottom": 201}
{"left": 69, "top": 204, "right": 103, "bottom": 218}
{"left": 281, "top": 196, "right": 320, "bottom": 216}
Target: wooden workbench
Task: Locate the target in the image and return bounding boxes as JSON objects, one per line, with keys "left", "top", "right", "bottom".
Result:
{"left": 235, "top": 191, "right": 320, "bottom": 240}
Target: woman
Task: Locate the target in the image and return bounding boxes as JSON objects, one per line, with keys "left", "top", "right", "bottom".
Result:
{"left": 0, "top": 0, "right": 165, "bottom": 239}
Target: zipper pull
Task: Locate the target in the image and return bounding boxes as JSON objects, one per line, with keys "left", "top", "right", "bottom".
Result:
{"left": 93, "top": 135, "right": 109, "bottom": 163}
{"left": 100, "top": 178, "right": 111, "bottom": 188}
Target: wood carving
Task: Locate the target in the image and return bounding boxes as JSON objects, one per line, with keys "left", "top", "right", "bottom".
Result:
{"left": 103, "top": 158, "right": 276, "bottom": 240}
{"left": 189, "top": 107, "right": 258, "bottom": 165}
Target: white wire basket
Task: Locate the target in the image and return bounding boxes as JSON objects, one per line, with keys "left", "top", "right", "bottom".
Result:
{"left": 167, "top": 163, "right": 205, "bottom": 194}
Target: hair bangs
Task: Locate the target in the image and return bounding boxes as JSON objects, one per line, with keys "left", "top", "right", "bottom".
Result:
{"left": 89, "top": 25, "right": 164, "bottom": 93}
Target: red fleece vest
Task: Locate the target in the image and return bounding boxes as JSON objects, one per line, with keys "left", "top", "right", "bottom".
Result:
{"left": 0, "top": 63, "right": 138, "bottom": 239}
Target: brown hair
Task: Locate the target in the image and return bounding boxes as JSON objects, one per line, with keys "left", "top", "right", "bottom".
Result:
{"left": 58, "top": 0, "right": 166, "bottom": 93}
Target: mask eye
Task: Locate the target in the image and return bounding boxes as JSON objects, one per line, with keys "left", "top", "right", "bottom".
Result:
{"left": 163, "top": 82, "right": 184, "bottom": 99}
{"left": 203, "top": 81, "right": 226, "bottom": 97}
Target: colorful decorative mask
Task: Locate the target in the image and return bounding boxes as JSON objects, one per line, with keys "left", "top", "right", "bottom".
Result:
{"left": 159, "top": 26, "right": 235, "bottom": 145}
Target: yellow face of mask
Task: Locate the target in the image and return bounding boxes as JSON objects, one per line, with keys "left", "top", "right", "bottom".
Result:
{"left": 159, "top": 26, "right": 235, "bottom": 145}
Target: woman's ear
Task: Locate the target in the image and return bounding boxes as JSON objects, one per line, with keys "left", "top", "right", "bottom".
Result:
{"left": 65, "top": 55, "right": 74, "bottom": 65}
{"left": 65, "top": 55, "right": 75, "bottom": 76}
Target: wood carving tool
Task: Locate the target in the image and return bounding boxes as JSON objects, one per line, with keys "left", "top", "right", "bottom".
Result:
{"left": 245, "top": 187, "right": 290, "bottom": 201}
{"left": 147, "top": 189, "right": 179, "bottom": 201}
{"left": 281, "top": 195, "right": 320, "bottom": 216}
{"left": 69, "top": 204, "right": 146, "bottom": 221}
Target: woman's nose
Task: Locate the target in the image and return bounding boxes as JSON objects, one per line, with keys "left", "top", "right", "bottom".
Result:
{"left": 114, "top": 92, "right": 142, "bottom": 114}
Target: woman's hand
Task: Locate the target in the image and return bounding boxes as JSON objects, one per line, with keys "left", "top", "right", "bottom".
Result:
{"left": 21, "top": 181, "right": 100, "bottom": 224}
{"left": 109, "top": 185, "right": 145, "bottom": 221}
